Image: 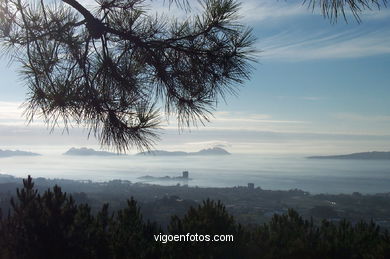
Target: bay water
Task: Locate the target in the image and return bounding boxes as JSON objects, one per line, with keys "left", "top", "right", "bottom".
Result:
{"left": 1, "top": 152, "right": 390, "bottom": 194}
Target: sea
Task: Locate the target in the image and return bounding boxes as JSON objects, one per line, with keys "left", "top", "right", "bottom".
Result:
{"left": 1, "top": 150, "right": 390, "bottom": 194}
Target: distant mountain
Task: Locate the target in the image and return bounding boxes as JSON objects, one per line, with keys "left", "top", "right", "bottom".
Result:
{"left": 307, "top": 151, "right": 390, "bottom": 160}
{"left": 137, "top": 147, "right": 230, "bottom": 156}
{"left": 63, "top": 147, "right": 123, "bottom": 156}
{"left": 0, "top": 149, "right": 41, "bottom": 158}
{"left": 195, "top": 147, "right": 230, "bottom": 155}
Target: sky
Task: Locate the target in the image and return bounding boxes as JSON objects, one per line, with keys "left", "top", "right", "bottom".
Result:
{"left": 0, "top": 0, "right": 389, "bottom": 155}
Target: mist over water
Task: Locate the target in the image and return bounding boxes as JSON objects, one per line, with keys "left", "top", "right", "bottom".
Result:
{"left": 1, "top": 148, "right": 390, "bottom": 194}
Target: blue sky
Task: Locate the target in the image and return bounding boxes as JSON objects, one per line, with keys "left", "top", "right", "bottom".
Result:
{"left": 0, "top": 0, "right": 389, "bottom": 154}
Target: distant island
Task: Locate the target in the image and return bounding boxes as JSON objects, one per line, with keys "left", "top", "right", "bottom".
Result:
{"left": 138, "top": 171, "right": 191, "bottom": 182}
{"left": 137, "top": 147, "right": 230, "bottom": 156}
{"left": 0, "top": 149, "right": 41, "bottom": 158}
{"left": 307, "top": 151, "right": 390, "bottom": 160}
{"left": 63, "top": 147, "right": 124, "bottom": 156}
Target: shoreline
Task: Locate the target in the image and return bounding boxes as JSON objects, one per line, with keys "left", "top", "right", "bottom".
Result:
{"left": 2, "top": 173, "right": 390, "bottom": 227}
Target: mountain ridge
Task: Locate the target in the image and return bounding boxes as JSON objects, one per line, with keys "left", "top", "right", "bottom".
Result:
{"left": 307, "top": 151, "right": 390, "bottom": 160}
{"left": 0, "top": 149, "right": 41, "bottom": 158}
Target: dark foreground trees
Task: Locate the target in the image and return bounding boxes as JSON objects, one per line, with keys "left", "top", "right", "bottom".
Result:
{"left": 0, "top": 176, "right": 162, "bottom": 258}
{"left": 1, "top": 177, "right": 390, "bottom": 258}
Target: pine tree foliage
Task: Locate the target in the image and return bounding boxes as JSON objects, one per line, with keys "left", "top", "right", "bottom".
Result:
{"left": 0, "top": 176, "right": 161, "bottom": 258}
{"left": 167, "top": 199, "right": 244, "bottom": 258}
{"left": 0, "top": 0, "right": 256, "bottom": 151}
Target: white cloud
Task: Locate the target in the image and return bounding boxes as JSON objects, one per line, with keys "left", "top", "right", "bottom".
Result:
{"left": 238, "top": 0, "right": 310, "bottom": 23}
{"left": 0, "top": 101, "right": 24, "bottom": 124}
{"left": 259, "top": 28, "right": 390, "bottom": 61}
{"left": 161, "top": 110, "right": 308, "bottom": 134}
{"left": 159, "top": 110, "right": 390, "bottom": 136}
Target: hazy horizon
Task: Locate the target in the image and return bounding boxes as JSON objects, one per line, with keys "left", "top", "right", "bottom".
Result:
{"left": 1, "top": 152, "right": 390, "bottom": 194}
